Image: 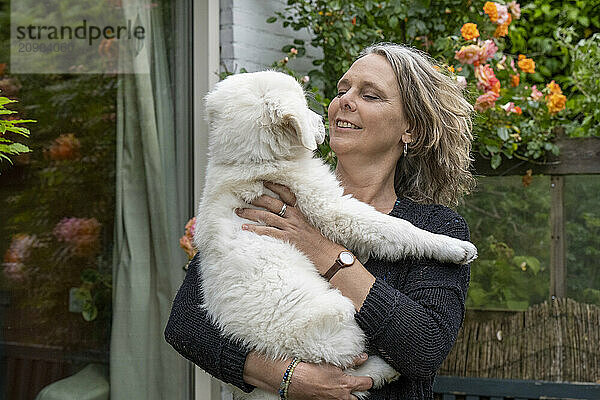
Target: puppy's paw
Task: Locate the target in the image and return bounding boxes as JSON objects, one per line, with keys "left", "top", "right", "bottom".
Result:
{"left": 235, "top": 182, "right": 264, "bottom": 204}
{"left": 436, "top": 236, "right": 477, "bottom": 265}
{"left": 352, "top": 390, "right": 370, "bottom": 400}
{"left": 461, "top": 241, "right": 478, "bottom": 264}
{"left": 347, "top": 355, "right": 400, "bottom": 389}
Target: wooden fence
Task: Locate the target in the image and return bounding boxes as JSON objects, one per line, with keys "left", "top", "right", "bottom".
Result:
{"left": 440, "top": 298, "right": 600, "bottom": 383}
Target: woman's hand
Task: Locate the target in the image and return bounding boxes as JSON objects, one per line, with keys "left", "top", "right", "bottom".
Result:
{"left": 243, "top": 351, "right": 373, "bottom": 400}
{"left": 288, "top": 354, "right": 374, "bottom": 400}
{"left": 235, "top": 181, "right": 344, "bottom": 275}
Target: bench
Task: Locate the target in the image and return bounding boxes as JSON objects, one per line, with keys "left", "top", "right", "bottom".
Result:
{"left": 433, "top": 375, "right": 600, "bottom": 400}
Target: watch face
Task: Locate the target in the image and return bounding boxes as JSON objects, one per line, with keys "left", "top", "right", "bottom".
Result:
{"left": 339, "top": 251, "right": 355, "bottom": 266}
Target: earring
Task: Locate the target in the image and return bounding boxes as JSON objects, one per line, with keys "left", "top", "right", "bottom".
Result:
{"left": 403, "top": 142, "right": 408, "bottom": 157}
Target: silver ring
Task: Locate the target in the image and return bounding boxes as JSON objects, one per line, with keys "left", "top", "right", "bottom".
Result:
{"left": 277, "top": 203, "right": 287, "bottom": 217}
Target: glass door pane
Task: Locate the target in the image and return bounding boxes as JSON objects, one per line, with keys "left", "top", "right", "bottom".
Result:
{"left": 0, "top": 0, "right": 192, "bottom": 398}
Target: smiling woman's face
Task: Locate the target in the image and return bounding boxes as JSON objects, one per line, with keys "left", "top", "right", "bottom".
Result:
{"left": 327, "top": 54, "right": 410, "bottom": 159}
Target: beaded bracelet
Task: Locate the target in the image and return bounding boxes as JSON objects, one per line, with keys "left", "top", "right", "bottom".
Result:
{"left": 278, "top": 357, "right": 301, "bottom": 400}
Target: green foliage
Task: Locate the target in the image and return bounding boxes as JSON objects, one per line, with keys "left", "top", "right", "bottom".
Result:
{"left": 0, "top": 96, "right": 35, "bottom": 166}
{"left": 508, "top": 0, "right": 600, "bottom": 87}
{"left": 73, "top": 267, "right": 112, "bottom": 322}
{"left": 458, "top": 175, "right": 552, "bottom": 309}
{"left": 466, "top": 235, "right": 548, "bottom": 310}
{"left": 564, "top": 175, "right": 600, "bottom": 305}
{"left": 555, "top": 29, "right": 600, "bottom": 137}
{"left": 271, "top": 0, "right": 472, "bottom": 98}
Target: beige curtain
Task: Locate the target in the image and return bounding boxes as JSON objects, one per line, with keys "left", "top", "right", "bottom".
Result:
{"left": 110, "top": 0, "right": 189, "bottom": 398}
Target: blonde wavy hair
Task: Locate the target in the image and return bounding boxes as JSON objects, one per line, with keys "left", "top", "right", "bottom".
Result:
{"left": 359, "top": 43, "right": 476, "bottom": 207}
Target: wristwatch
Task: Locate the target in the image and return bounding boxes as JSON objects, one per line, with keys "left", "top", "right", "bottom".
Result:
{"left": 322, "top": 250, "right": 355, "bottom": 281}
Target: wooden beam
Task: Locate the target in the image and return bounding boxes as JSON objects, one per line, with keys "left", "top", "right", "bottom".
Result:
{"left": 434, "top": 376, "right": 600, "bottom": 399}
{"left": 473, "top": 137, "right": 600, "bottom": 176}
{"left": 550, "top": 175, "right": 566, "bottom": 298}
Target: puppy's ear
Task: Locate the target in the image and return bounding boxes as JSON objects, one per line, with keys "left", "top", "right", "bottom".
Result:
{"left": 284, "top": 114, "right": 317, "bottom": 151}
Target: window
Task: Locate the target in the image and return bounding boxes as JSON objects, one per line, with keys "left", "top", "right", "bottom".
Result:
{"left": 1, "top": 1, "right": 194, "bottom": 398}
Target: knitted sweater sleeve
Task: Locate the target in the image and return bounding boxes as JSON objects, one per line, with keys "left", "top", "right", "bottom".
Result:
{"left": 355, "top": 209, "right": 471, "bottom": 380}
{"left": 164, "top": 253, "right": 255, "bottom": 393}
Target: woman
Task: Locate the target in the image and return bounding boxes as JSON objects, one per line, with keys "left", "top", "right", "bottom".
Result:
{"left": 165, "top": 42, "right": 475, "bottom": 399}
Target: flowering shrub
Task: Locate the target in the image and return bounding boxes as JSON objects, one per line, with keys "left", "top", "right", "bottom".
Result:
{"left": 53, "top": 217, "right": 102, "bottom": 258}
{"left": 449, "top": 2, "right": 568, "bottom": 168}
{"left": 2, "top": 233, "right": 39, "bottom": 281}
{"left": 268, "top": 0, "right": 585, "bottom": 169}
{"left": 179, "top": 217, "right": 197, "bottom": 260}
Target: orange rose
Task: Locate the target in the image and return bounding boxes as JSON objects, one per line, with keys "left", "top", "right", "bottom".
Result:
{"left": 547, "top": 80, "right": 562, "bottom": 95}
{"left": 484, "top": 2, "right": 499, "bottom": 23}
{"left": 461, "top": 23, "right": 480, "bottom": 40}
{"left": 48, "top": 133, "right": 81, "bottom": 161}
{"left": 547, "top": 93, "right": 566, "bottom": 114}
{"left": 511, "top": 74, "right": 520, "bottom": 87}
{"left": 491, "top": 80, "right": 501, "bottom": 95}
{"left": 517, "top": 54, "right": 535, "bottom": 73}
{"left": 494, "top": 13, "right": 512, "bottom": 37}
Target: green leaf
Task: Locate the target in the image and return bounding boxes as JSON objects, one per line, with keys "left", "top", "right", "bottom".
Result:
{"left": 81, "top": 268, "right": 99, "bottom": 283}
{"left": 266, "top": 16, "right": 277, "bottom": 24}
{"left": 0, "top": 98, "right": 16, "bottom": 106}
{"left": 82, "top": 305, "right": 98, "bottom": 321}
{"left": 3, "top": 119, "right": 36, "bottom": 124}
{"left": 497, "top": 126, "right": 509, "bottom": 141}
{"left": 491, "top": 154, "right": 502, "bottom": 169}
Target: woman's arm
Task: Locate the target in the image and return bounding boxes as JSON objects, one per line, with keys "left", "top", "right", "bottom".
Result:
{"left": 243, "top": 351, "right": 373, "bottom": 400}
{"left": 164, "top": 252, "right": 254, "bottom": 392}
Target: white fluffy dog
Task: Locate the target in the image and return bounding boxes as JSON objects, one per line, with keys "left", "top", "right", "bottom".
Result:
{"left": 194, "top": 71, "right": 476, "bottom": 399}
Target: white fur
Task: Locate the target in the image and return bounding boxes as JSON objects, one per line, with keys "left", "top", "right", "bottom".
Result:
{"left": 195, "top": 71, "right": 477, "bottom": 399}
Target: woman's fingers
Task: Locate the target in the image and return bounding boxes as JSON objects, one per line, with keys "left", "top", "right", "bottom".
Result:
{"left": 350, "top": 353, "right": 368, "bottom": 367}
{"left": 349, "top": 375, "right": 374, "bottom": 392}
{"left": 250, "top": 194, "right": 288, "bottom": 217}
{"left": 264, "top": 181, "right": 297, "bottom": 206}
{"left": 235, "top": 207, "right": 285, "bottom": 229}
{"left": 347, "top": 353, "right": 374, "bottom": 393}
{"left": 241, "top": 224, "right": 286, "bottom": 240}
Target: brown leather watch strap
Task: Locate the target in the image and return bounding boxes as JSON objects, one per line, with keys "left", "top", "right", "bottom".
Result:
{"left": 322, "top": 260, "right": 344, "bottom": 282}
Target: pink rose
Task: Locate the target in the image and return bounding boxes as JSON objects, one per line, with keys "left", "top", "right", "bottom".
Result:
{"left": 475, "top": 91, "right": 499, "bottom": 112}
{"left": 455, "top": 45, "right": 481, "bottom": 65}
{"left": 475, "top": 64, "right": 499, "bottom": 93}
{"left": 501, "top": 102, "right": 522, "bottom": 114}
{"left": 508, "top": 1, "right": 521, "bottom": 19}
{"left": 478, "top": 40, "right": 498, "bottom": 64}
{"left": 530, "top": 85, "right": 543, "bottom": 101}
{"left": 53, "top": 217, "right": 102, "bottom": 257}
{"left": 2, "top": 234, "right": 38, "bottom": 281}
{"left": 496, "top": 4, "right": 510, "bottom": 25}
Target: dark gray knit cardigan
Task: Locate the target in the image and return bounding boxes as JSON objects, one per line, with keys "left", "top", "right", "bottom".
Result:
{"left": 165, "top": 197, "right": 471, "bottom": 400}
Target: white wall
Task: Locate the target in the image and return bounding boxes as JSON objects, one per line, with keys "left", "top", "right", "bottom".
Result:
{"left": 220, "top": 0, "right": 322, "bottom": 74}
